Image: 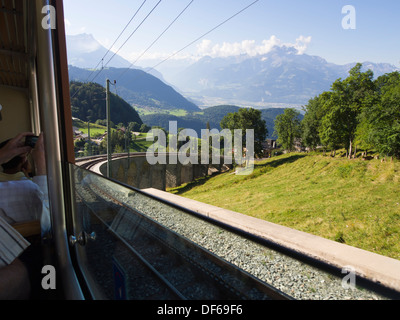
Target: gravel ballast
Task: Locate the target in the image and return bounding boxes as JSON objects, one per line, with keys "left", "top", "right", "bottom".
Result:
{"left": 79, "top": 173, "right": 388, "bottom": 300}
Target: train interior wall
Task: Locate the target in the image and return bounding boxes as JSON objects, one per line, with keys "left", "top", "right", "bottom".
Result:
{"left": 0, "top": 87, "right": 31, "bottom": 143}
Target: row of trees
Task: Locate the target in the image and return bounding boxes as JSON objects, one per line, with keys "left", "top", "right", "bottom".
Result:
{"left": 220, "top": 108, "right": 268, "bottom": 157}
{"left": 275, "top": 64, "right": 400, "bottom": 158}
{"left": 142, "top": 108, "right": 268, "bottom": 159}
{"left": 93, "top": 120, "right": 150, "bottom": 135}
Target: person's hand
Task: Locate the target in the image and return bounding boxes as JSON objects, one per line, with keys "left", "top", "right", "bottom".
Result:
{"left": 31, "top": 133, "right": 46, "bottom": 176}
{"left": 0, "top": 132, "right": 33, "bottom": 165}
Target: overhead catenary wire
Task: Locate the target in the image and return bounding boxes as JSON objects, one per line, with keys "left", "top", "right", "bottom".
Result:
{"left": 86, "top": 0, "right": 148, "bottom": 79}
{"left": 101, "top": 0, "right": 163, "bottom": 73}
{"left": 71, "top": 0, "right": 259, "bottom": 100}
{"left": 118, "top": 0, "right": 260, "bottom": 83}
{"left": 119, "top": 0, "right": 195, "bottom": 80}
{"left": 151, "top": 0, "right": 260, "bottom": 72}
{"left": 84, "top": 0, "right": 162, "bottom": 88}
{"left": 70, "top": 0, "right": 150, "bottom": 99}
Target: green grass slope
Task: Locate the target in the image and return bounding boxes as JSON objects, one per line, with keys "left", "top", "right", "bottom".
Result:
{"left": 73, "top": 118, "right": 153, "bottom": 152}
{"left": 168, "top": 153, "right": 400, "bottom": 260}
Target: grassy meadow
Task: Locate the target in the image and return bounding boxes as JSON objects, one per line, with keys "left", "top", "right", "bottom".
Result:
{"left": 168, "top": 153, "right": 400, "bottom": 260}
{"left": 73, "top": 118, "right": 153, "bottom": 152}
{"left": 134, "top": 106, "right": 189, "bottom": 117}
{"left": 73, "top": 118, "right": 109, "bottom": 137}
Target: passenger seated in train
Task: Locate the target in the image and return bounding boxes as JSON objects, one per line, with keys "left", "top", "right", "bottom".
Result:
{"left": 0, "top": 136, "right": 33, "bottom": 299}
{"left": 0, "top": 214, "right": 31, "bottom": 300}
{"left": 0, "top": 133, "right": 51, "bottom": 237}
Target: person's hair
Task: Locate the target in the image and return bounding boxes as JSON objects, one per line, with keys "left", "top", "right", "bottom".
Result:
{"left": 0, "top": 139, "right": 24, "bottom": 171}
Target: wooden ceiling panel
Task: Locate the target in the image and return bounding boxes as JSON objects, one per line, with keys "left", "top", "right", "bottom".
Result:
{"left": 0, "top": 0, "right": 28, "bottom": 89}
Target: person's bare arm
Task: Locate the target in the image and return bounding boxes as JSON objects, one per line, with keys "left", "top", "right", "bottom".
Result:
{"left": 0, "top": 132, "right": 33, "bottom": 165}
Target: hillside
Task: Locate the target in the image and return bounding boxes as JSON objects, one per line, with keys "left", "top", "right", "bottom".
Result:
{"left": 70, "top": 81, "right": 143, "bottom": 126}
{"left": 140, "top": 105, "right": 291, "bottom": 138}
{"left": 68, "top": 66, "right": 200, "bottom": 112}
{"left": 168, "top": 153, "right": 400, "bottom": 260}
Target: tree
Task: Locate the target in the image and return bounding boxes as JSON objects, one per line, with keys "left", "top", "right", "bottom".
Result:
{"left": 274, "top": 108, "right": 302, "bottom": 152}
{"left": 302, "top": 65, "right": 400, "bottom": 159}
{"left": 83, "top": 142, "right": 91, "bottom": 156}
{"left": 128, "top": 121, "right": 141, "bottom": 132}
{"left": 354, "top": 90, "right": 379, "bottom": 155}
{"left": 96, "top": 119, "right": 115, "bottom": 128}
{"left": 220, "top": 108, "right": 268, "bottom": 157}
{"left": 319, "top": 63, "right": 375, "bottom": 157}
{"left": 301, "top": 94, "right": 327, "bottom": 151}
{"left": 319, "top": 106, "right": 345, "bottom": 155}
{"left": 140, "top": 124, "right": 150, "bottom": 133}
{"left": 364, "top": 72, "right": 400, "bottom": 158}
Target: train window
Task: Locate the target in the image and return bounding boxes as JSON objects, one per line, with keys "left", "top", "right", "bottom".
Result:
{"left": 69, "top": 164, "right": 386, "bottom": 300}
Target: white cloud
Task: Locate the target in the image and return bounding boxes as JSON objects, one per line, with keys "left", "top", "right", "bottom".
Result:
{"left": 292, "top": 35, "right": 312, "bottom": 54}
{"left": 64, "top": 18, "right": 71, "bottom": 29}
{"left": 195, "top": 35, "right": 312, "bottom": 58}
{"left": 125, "top": 50, "right": 196, "bottom": 65}
{"left": 122, "top": 35, "right": 312, "bottom": 67}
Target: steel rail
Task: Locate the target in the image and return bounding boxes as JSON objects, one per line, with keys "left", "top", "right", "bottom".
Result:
{"left": 80, "top": 180, "right": 293, "bottom": 300}
{"left": 75, "top": 191, "right": 186, "bottom": 299}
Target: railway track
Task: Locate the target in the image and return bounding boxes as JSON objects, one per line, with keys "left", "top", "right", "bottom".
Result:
{"left": 76, "top": 153, "right": 142, "bottom": 171}
{"left": 75, "top": 152, "right": 225, "bottom": 172}
{"left": 74, "top": 173, "right": 293, "bottom": 300}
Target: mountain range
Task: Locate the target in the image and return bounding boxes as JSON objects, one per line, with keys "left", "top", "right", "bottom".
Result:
{"left": 68, "top": 65, "right": 200, "bottom": 112}
{"left": 67, "top": 34, "right": 200, "bottom": 112}
{"left": 67, "top": 33, "right": 399, "bottom": 109}
{"left": 67, "top": 34, "right": 132, "bottom": 69}
{"left": 165, "top": 46, "right": 400, "bottom": 106}
{"left": 66, "top": 33, "right": 399, "bottom": 138}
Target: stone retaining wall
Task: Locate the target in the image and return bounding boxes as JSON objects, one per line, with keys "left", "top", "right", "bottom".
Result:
{"left": 99, "top": 156, "right": 232, "bottom": 190}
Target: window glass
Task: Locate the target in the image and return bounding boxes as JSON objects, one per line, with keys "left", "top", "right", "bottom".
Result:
{"left": 70, "top": 164, "right": 385, "bottom": 300}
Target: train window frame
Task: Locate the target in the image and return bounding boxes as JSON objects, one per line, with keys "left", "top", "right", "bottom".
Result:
{"left": 9, "top": 0, "right": 395, "bottom": 301}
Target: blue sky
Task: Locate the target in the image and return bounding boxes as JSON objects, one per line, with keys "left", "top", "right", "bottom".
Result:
{"left": 63, "top": 0, "right": 400, "bottom": 67}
